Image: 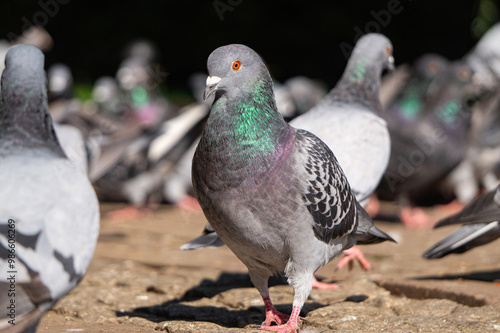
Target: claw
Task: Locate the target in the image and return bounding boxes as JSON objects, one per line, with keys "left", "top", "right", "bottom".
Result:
{"left": 336, "top": 246, "right": 371, "bottom": 271}
{"left": 311, "top": 276, "right": 340, "bottom": 290}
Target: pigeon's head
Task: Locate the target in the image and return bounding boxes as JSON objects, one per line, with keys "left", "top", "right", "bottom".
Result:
{"left": 48, "top": 63, "right": 73, "bottom": 98}
{"left": 204, "top": 44, "right": 270, "bottom": 101}
{"left": 2, "top": 44, "right": 45, "bottom": 88}
{"left": 354, "top": 33, "right": 395, "bottom": 71}
{"left": 414, "top": 54, "right": 448, "bottom": 80}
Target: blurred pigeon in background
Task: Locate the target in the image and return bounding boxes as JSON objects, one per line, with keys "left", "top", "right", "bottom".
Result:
{"left": 381, "top": 54, "right": 449, "bottom": 125}
{"left": 285, "top": 76, "right": 327, "bottom": 115}
{"left": 465, "top": 22, "right": 500, "bottom": 90}
{"left": 377, "top": 61, "right": 478, "bottom": 227}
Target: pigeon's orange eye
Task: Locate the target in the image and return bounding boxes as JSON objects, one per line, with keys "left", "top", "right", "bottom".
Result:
{"left": 232, "top": 60, "right": 241, "bottom": 71}
{"left": 385, "top": 46, "right": 392, "bottom": 55}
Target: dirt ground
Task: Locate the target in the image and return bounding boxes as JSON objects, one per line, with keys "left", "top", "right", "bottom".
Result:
{"left": 36, "top": 203, "right": 500, "bottom": 333}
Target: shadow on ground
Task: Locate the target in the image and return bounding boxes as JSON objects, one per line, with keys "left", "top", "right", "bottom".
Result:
{"left": 414, "top": 269, "right": 500, "bottom": 282}
{"left": 115, "top": 272, "right": 329, "bottom": 328}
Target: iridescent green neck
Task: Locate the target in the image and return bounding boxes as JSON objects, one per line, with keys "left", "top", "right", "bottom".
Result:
{"left": 201, "top": 77, "right": 292, "bottom": 177}
{"left": 337, "top": 55, "right": 383, "bottom": 103}
{"left": 434, "top": 99, "right": 461, "bottom": 127}
{"left": 399, "top": 85, "right": 422, "bottom": 120}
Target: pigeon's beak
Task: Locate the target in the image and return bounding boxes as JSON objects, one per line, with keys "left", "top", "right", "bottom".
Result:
{"left": 387, "top": 55, "right": 395, "bottom": 72}
{"left": 203, "top": 76, "right": 221, "bottom": 101}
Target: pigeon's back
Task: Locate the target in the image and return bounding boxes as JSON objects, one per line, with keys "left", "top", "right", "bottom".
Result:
{"left": 0, "top": 45, "right": 99, "bottom": 332}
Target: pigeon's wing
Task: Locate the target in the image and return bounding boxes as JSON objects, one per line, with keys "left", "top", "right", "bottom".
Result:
{"left": 435, "top": 185, "right": 500, "bottom": 228}
{"left": 422, "top": 221, "right": 500, "bottom": 259}
{"left": 296, "top": 129, "right": 358, "bottom": 244}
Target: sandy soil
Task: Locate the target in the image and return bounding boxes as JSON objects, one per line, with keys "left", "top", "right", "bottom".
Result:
{"left": 35, "top": 203, "right": 500, "bottom": 333}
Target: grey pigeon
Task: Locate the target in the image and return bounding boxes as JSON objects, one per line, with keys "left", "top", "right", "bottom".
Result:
{"left": 422, "top": 184, "right": 500, "bottom": 259}
{"left": 163, "top": 137, "right": 201, "bottom": 208}
{"left": 273, "top": 80, "right": 296, "bottom": 119}
{"left": 465, "top": 22, "right": 500, "bottom": 90}
{"left": 182, "top": 34, "right": 394, "bottom": 276}
{"left": 381, "top": 54, "right": 449, "bottom": 127}
{"left": 192, "top": 44, "right": 394, "bottom": 332}
{"left": 377, "top": 61, "right": 477, "bottom": 227}
{"left": 284, "top": 76, "right": 327, "bottom": 115}
{"left": 48, "top": 63, "right": 74, "bottom": 102}
{"left": 290, "top": 33, "right": 393, "bottom": 208}
{"left": 0, "top": 45, "right": 99, "bottom": 333}
{"left": 273, "top": 76, "right": 327, "bottom": 119}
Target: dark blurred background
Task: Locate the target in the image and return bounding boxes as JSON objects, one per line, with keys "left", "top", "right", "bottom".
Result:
{"left": 0, "top": 0, "right": 498, "bottom": 100}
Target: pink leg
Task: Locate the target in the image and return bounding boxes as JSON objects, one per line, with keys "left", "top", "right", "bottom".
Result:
{"left": 176, "top": 195, "right": 203, "bottom": 212}
{"left": 437, "top": 200, "right": 465, "bottom": 216}
{"left": 336, "top": 246, "right": 371, "bottom": 271}
{"left": 400, "top": 206, "right": 435, "bottom": 228}
{"left": 260, "top": 304, "right": 301, "bottom": 333}
{"left": 107, "top": 206, "right": 151, "bottom": 221}
{"left": 364, "top": 194, "right": 381, "bottom": 217}
{"left": 311, "top": 276, "right": 340, "bottom": 290}
{"left": 261, "top": 296, "right": 289, "bottom": 326}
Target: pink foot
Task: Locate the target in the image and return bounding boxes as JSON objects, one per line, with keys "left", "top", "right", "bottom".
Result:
{"left": 400, "top": 206, "right": 435, "bottom": 228}
{"left": 437, "top": 200, "right": 465, "bottom": 216}
{"left": 107, "top": 206, "right": 151, "bottom": 221}
{"left": 364, "top": 194, "right": 381, "bottom": 217}
{"left": 336, "top": 246, "right": 371, "bottom": 271}
{"left": 262, "top": 296, "right": 289, "bottom": 326}
{"left": 176, "top": 195, "right": 202, "bottom": 212}
{"left": 311, "top": 276, "right": 340, "bottom": 290}
{"left": 260, "top": 305, "right": 301, "bottom": 333}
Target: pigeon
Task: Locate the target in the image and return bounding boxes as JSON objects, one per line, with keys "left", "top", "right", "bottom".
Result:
{"left": 0, "top": 45, "right": 99, "bottom": 332}
{"left": 116, "top": 56, "right": 171, "bottom": 127}
{"left": 377, "top": 61, "right": 477, "bottom": 227}
{"left": 422, "top": 184, "right": 500, "bottom": 259}
{"left": 284, "top": 76, "right": 327, "bottom": 115}
{"left": 192, "top": 44, "right": 394, "bottom": 332}
{"left": 182, "top": 34, "right": 394, "bottom": 284}
{"left": 381, "top": 54, "right": 449, "bottom": 126}
{"left": 465, "top": 22, "right": 500, "bottom": 90}
{"left": 163, "top": 137, "right": 203, "bottom": 210}
{"left": 92, "top": 76, "right": 125, "bottom": 118}
{"left": 48, "top": 63, "right": 74, "bottom": 102}
{"left": 189, "top": 72, "right": 215, "bottom": 105}
{"left": 290, "top": 33, "right": 394, "bottom": 209}
{"left": 273, "top": 81, "right": 296, "bottom": 119}
{"left": 273, "top": 76, "right": 327, "bottom": 119}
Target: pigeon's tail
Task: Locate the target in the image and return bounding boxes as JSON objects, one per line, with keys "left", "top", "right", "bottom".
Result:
{"left": 422, "top": 221, "right": 500, "bottom": 259}
{"left": 180, "top": 232, "right": 225, "bottom": 250}
{"left": 355, "top": 225, "right": 396, "bottom": 245}
{"left": 354, "top": 202, "right": 396, "bottom": 245}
